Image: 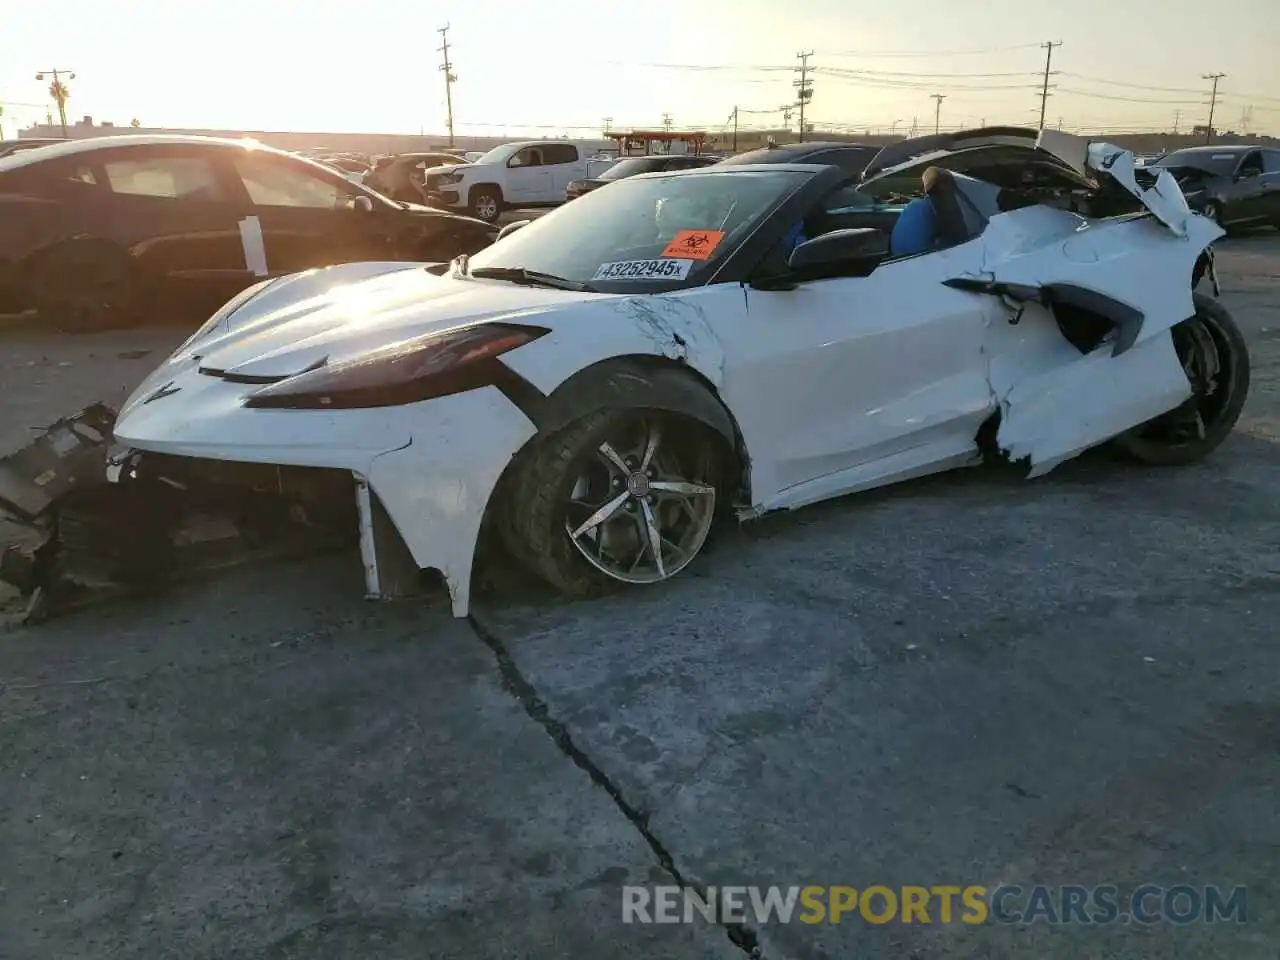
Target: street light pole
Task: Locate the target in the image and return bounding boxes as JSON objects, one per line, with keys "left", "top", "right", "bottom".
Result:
{"left": 35, "top": 68, "right": 76, "bottom": 138}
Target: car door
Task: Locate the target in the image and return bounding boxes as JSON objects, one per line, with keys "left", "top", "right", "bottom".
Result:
{"left": 93, "top": 145, "right": 255, "bottom": 314}
{"left": 228, "top": 151, "right": 394, "bottom": 274}
{"left": 727, "top": 243, "right": 996, "bottom": 510}
{"left": 540, "top": 143, "right": 581, "bottom": 200}
{"left": 1225, "top": 150, "right": 1266, "bottom": 225}
{"left": 1259, "top": 150, "right": 1280, "bottom": 221}
{"left": 504, "top": 146, "right": 551, "bottom": 204}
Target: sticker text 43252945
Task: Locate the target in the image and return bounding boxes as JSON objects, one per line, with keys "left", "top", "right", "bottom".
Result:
{"left": 593, "top": 258, "right": 694, "bottom": 281}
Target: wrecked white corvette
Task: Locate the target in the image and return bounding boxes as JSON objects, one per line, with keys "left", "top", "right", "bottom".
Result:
{"left": 108, "top": 127, "right": 1249, "bottom": 616}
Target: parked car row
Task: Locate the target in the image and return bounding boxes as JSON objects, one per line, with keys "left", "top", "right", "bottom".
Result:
{"left": 2, "top": 129, "right": 1271, "bottom": 335}
{"left": 0, "top": 135, "right": 497, "bottom": 330}
{"left": 1149, "top": 144, "right": 1280, "bottom": 232}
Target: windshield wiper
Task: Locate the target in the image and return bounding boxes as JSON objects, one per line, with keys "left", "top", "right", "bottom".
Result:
{"left": 468, "top": 266, "right": 594, "bottom": 292}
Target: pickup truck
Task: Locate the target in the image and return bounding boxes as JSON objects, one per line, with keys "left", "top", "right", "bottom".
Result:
{"left": 424, "top": 140, "right": 599, "bottom": 222}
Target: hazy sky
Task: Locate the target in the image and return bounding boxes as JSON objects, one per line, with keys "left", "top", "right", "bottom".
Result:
{"left": 3, "top": 0, "right": 1277, "bottom": 137}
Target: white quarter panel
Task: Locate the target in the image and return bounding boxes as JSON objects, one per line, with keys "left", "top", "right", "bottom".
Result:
{"left": 996, "top": 332, "right": 1190, "bottom": 477}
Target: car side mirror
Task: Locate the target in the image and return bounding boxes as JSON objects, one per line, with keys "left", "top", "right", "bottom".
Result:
{"left": 496, "top": 219, "right": 531, "bottom": 240}
{"left": 353, "top": 195, "right": 374, "bottom": 212}
{"left": 787, "top": 228, "right": 887, "bottom": 276}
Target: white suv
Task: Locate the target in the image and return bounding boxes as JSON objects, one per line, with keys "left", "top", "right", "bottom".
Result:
{"left": 424, "top": 140, "right": 593, "bottom": 222}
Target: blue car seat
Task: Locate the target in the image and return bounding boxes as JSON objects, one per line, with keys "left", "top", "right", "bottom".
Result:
{"left": 889, "top": 196, "right": 937, "bottom": 258}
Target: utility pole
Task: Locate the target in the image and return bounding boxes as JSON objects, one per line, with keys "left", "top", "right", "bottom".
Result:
{"left": 730, "top": 106, "right": 739, "bottom": 152}
{"left": 794, "top": 51, "right": 814, "bottom": 142}
{"left": 931, "top": 93, "right": 946, "bottom": 135}
{"left": 437, "top": 25, "right": 456, "bottom": 148}
{"left": 662, "top": 112, "right": 673, "bottom": 133}
{"left": 1037, "top": 41, "right": 1062, "bottom": 130}
{"left": 35, "top": 68, "right": 76, "bottom": 138}
{"left": 602, "top": 116, "right": 613, "bottom": 133}
{"left": 1202, "top": 73, "right": 1225, "bottom": 144}
{"left": 1173, "top": 109, "right": 1181, "bottom": 134}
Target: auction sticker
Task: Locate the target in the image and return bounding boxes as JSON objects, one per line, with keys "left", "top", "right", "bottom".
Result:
{"left": 593, "top": 258, "right": 693, "bottom": 281}
{"left": 661, "top": 229, "right": 725, "bottom": 260}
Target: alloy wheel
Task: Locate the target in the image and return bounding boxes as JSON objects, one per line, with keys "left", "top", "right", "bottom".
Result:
{"left": 474, "top": 195, "right": 499, "bottom": 221}
{"left": 564, "top": 416, "right": 717, "bottom": 584}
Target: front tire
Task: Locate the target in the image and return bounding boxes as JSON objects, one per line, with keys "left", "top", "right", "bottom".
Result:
{"left": 469, "top": 186, "right": 502, "bottom": 223}
{"left": 501, "top": 409, "right": 723, "bottom": 598}
{"left": 1111, "top": 293, "right": 1250, "bottom": 466}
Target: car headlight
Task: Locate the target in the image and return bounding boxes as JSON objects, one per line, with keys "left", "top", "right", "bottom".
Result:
{"left": 437, "top": 172, "right": 464, "bottom": 185}
{"left": 242, "top": 322, "right": 548, "bottom": 410}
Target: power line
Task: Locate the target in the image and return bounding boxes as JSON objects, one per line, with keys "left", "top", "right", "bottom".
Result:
{"left": 1055, "top": 88, "right": 1204, "bottom": 105}
{"left": 1057, "top": 71, "right": 1280, "bottom": 104}
{"left": 821, "top": 43, "right": 1044, "bottom": 57}
{"left": 816, "top": 66, "right": 1040, "bottom": 79}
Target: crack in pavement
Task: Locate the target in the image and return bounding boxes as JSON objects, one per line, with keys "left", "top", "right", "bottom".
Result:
{"left": 468, "top": 611, "right": 766, "bottom": 959}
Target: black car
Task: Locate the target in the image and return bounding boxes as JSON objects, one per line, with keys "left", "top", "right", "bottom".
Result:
{"left": 0, "top": 138, "right": 68, "bottom": 160}
{"left": 0, "top": 135, "right": 496, "bottom": 331}
{"left": 1150, "top": 145, "right": 1280, "bottom": 232}
{"left": 366, "top": 151, "right": 466, "bottom": 203}
{"left": 716, "top": 140, "right": 880, "bottom": 175}
{"left": 565, "top": 154, "right": 718, "bottom": 200}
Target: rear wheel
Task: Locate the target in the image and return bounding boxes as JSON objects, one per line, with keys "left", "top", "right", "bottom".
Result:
{"left": 1111, "top": 293, "right": 1250, "bottom": 466}
{"left": 30, "top": 244, "right": 144, "bottom": 332}
{"left": 501, "top": 409, "right": 723, "bottom": 597}
{"left": 1200, "top": 200, "right": 1222, "bottom": 225}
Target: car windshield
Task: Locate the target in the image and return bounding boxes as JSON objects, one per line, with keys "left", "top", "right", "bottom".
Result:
{"left": 464, "top": 169, "right": 811, "bottom": 288}
{"left": 600, "top": 157, "right": 669, "bottom": 180}
{"left": 473, "top": 144, "right": 521, "bottom": 165}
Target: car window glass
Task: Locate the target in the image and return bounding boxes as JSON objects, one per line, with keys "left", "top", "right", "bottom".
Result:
{"left": 542, "top": 143, "right": 579, "bottom": 165}
{"left": 235, "top": 155, "right": 351, "bottom": 209}
{"left": 1264, "top": 151, "right": 1280, "bottom": 174}
{"left": 510, "top": 147, "right": 543, "bottom": 168}
{"left": 1238, "top": 152, "right": 1263, "bottom": 177}
{"left": 103, "top": 156, "right": 224, "bottom": 201}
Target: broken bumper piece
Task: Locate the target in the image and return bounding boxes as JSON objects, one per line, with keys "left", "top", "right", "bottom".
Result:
{"left": 0, "top": 415, "right": 375, "bottom": 624}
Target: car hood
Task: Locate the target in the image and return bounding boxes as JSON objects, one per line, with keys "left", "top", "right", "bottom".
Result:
{"left": 123, "top": 263, "right": 610, "bottom": 413}
{"left": 398, "top": 201, "right": 493, "bottom": 228}
{"left": 429, "top": 162, "right": 476, "bottom": 176}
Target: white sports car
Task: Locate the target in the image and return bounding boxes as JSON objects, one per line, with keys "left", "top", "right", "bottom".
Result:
{"left": 109, "top": 127, "right": 1248, "bottom": 617}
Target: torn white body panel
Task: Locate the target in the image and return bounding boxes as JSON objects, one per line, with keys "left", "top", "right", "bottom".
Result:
{"left": 1034, "top": 130, "right": 1203, "bottom": 237}
{"left": 995, "top": 331, "right": 1191, "bottom": 477}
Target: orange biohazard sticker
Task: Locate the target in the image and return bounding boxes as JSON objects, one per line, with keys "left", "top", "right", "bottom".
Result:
{"left": 661, "top": 229, "right": 726, "bottom": 261}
